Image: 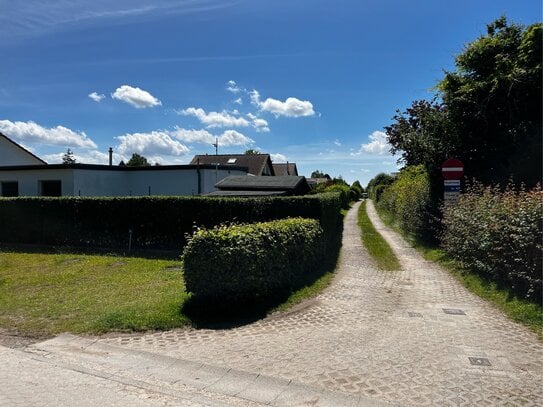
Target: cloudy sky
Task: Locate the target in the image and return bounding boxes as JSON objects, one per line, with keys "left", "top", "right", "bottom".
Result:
{"left": 0, "top": 0, "right": 539, "bottom": 185}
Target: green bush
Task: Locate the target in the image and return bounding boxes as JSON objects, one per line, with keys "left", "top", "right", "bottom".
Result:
{"left": 182, "top": 218, "right": 325, "bottom": 301}
{"left": 441, "top": 183, "right": 542, "bottom": 301}
{"left": 377, "top": 165, "right": 433, "bottom": 239}
{"left": 0, "top": 193, "right": 342, "bottom": 252}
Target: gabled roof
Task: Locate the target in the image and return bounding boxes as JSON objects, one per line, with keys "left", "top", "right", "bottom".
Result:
{"left": 272, "top": 163, "right": 298, "bottom": 176}
{"left": 0, "top": 132, "right": 47, "bottom": 165}
{"left": 190, "top": 154, "right": 274, "bottom": 176}
{"left": 215, "top": 175, "right": 309, "bottom": 192}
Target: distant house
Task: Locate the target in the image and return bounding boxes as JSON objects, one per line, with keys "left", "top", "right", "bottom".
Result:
{"left": 190, "top": 154, "right": 275, "bottom": 176}
{"left": 208, "top": 175, "right": 311, "bottom": 197}
{"left": 0, "top": 133, "right": 247, "bottom": 197}
{"left": 272, "top": 162, "right": 298, "bottom": 176}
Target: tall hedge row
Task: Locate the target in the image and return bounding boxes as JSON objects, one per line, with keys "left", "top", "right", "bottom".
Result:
{"left": 441, "top": 183, "right": 542, "bottom": 301}
{"left": 183, "top": 218, "right": 325, "bottom": 301}
{"left": 376, "top": 165, "right": 434, "bottom": 240}
{"left": 0, "top": 193, "right": 342, "bottom": 252}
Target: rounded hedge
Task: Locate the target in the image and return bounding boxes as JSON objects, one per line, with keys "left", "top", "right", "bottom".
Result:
{"left": 182, "top": 218, "right": 325, "bottom": 302}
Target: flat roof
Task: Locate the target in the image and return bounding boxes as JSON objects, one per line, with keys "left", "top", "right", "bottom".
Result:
{"left": 206, "top": 190, "right": 289, "bottom": 197}
{"left": 215, "top": 175, "right": 307, "bottom": 190}
{"left": 0, "top": 163, "right": 249, "bottom": 172}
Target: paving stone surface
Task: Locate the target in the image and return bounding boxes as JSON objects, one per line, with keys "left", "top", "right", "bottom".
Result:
{"left": 99, "top": 200, "right": 543, "bottom": 406}
{"left": 0, "top": 344, "right": 259, "bottom": 406}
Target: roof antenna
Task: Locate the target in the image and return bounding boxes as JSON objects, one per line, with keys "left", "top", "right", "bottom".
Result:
{"left": 212, "top": 137, "right": 218, "bottom": 155}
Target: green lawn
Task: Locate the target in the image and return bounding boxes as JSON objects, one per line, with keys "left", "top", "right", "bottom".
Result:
{"left": 357, "top": 201, "right": 401, "bottom": 271}
{"left": 0, "top": 251, "right": 189, "bottom": 337}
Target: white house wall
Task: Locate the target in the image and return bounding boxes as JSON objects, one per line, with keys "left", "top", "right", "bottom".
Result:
{"left": 0, "top": 168, "right": 74, "bottom": 196}
{"left": 0, "top": 137, "right": 44, "bottom": 166}
{"left": 0, "top": 167, "right": 247, "bottom": 197}
{"left": 72, "top": 169, "right": 128, "bottom": 196}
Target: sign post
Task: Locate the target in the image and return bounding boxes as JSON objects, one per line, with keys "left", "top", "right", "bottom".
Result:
{"left": 441, "top": 158, "right": 464, "bottom": 205}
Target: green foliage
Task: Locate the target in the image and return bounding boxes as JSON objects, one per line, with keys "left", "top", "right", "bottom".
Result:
{"left": 126, "top": 153, "right": 151, "bottom": 167}
{"left": 0, "top": 193, "right": 342, "bottom": 252}
{"left": 62, "top": 148, "right": 76, "bottom": 164}
{"left": 366, "top": 173, "right": 394, "bottom": 200}
{"left": 310, "top": 170, "right": 331, "bottom": 179}
{"left": 182, "top": 218, "right": 325, "bottom": 302}
{"left": 357, "top": 201, "right": 401, "bottom": 271}
{"left": 441, "top": 183, "right": 542, "bottom": 301}
{"left": 385, "top": 17, "right": 542, "bottom": 188}
{"left": 244, "top": 149, "right": 260, "bottom": 155}
{"left": 377, "top": 165, "right": 434, "bottom": 240}
{"left": 351, "top": 180, "right": 364, "bottom": 193}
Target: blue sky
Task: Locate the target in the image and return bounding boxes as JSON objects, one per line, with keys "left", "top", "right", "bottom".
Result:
{"left": 0, "top": 0, "right": 540, "bottom": 185}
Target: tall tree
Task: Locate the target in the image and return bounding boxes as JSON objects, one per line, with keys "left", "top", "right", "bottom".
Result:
{"left": 62, "top": 148, "right": 76, "bottom": 164}
{"left": 438, "top": 17, "right": 542, "bottom": 185}
{"left": 385, "top": 17, "right": 542, "bottom": 186}
{"left": 126, "top": 153, "right": 151, "bottom": 167}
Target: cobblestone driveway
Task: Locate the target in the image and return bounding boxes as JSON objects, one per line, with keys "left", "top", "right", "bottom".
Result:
{"left": 101, "top": 201, "right": 543, "bottom": 406}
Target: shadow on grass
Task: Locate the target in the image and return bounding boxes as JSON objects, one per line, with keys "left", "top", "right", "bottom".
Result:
{"left": 182, "top": 214, "right": 345, "bottom": 330}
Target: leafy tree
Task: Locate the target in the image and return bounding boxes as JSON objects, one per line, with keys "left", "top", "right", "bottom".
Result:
{"left": 62, "top": 148, "right": 76, "bottom": 164}
{"left": 438, "top": 17, "right": 542, "bottom": 186}
{"left": 126, "top": 153, "right": 151, "bottom": 167}
{"left": 351, "top": 180, "right": 365, "bottom": 193}
{"left": 385, "top": 17, "right": 542, "bottom": 187}
{"left": 244, "top": 149, "right": 260, "bottom": 155}
{"left": 310, "top": 170, "right": 331, "bottom": 179}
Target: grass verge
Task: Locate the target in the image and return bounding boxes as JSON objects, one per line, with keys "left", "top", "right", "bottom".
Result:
{"left": 373, "top": 203, "right": 542, "bottom": 339}
{"left": 0, "top": 251, "right": 188, "bottom": 337}
{"left": 357, "top": 200, "right": 401, "bottom": 271}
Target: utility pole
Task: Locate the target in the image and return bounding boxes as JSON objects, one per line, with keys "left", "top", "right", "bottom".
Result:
{"left": 212, "top": 137, "right": 218, "bottom": 155}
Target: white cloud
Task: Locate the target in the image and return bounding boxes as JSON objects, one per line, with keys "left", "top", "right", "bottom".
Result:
{"left": 218, "top": 130, "right": 254, "bottom": 146}
{"left": 172, "top": 128, "right": 215, "bottom": 144}
{"left": 359, "top": 131, "right": 391, "bottom": 155}
{"left": 270, "top": 153, "right": 287, "bottom": 162}
{"left": 42, "top": 149, "right": 110, "bottom": 165}
{"left": 333, "top": 139, "right": 342, "bottom": 146}
{"left": 233, "top": 97, "right": 243, "bottom": 105}
{"left": 111, "top": 85, "right": 161, "bottom": 109}
{"left": 171, "top": 127, "right": 252, "bottom": 146}
{"left": 0, "top": 120, "right": 97, "bottom": 148}
{"left": 178, "top": 107, "right": 249, "bottom": 128}
{"left": 226, "top": 80, "right": 242, "bottom": 93}
{"left": 249, "top": 89, "right": 261, "bottom": 106}
{"left": 258, "top": 96, "right": 315, "bottom": 118}
{"left": 88, "top": 92, "right": 105, "bottom": 102}
{"left": 116, "top": 131, "right": 189, "bottom": 156}
{"left": 253, "top": 118, "right": 270, "bottom": 132}
{"left": 246, "top": 113, "right": 270, "bottom": 132}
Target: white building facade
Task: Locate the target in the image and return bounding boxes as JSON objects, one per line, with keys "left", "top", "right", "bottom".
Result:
{"left": 0, "top": 164, "right": 247, "bottom": 197}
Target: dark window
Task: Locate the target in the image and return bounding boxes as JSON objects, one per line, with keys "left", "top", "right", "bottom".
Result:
{"left": 1, "top": 181, "right": 18, "bottom": 197}
{"left": 40, "top": 180, "right": 62, "bottom": 196}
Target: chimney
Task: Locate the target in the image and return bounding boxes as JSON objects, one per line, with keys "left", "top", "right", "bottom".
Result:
{"left": 286, "top": 161, "right": 290, "bottom": 175}
{"left": 108, "top": 147, "right": 113, "bottom": 166}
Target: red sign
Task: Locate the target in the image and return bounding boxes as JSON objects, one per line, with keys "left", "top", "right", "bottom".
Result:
{"left": 441, "top": 158, "right": 464, "bottom": 180}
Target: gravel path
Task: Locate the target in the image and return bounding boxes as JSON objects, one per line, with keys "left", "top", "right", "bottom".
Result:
{"left": 98, "top": 200, "right": 543, "bottom": 406}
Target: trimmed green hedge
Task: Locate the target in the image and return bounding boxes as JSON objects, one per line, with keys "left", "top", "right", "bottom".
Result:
{"left": 182, "top": 218, "right": 325, "bottom": 301}
{"left": 441, "top": 183, "right": 542, "bottom": 302}
{"left": 377, "top": 165, "right": 434, "bottom": 240}
{"left": 0, "top": 193, "right": 342, "bottom": 252}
